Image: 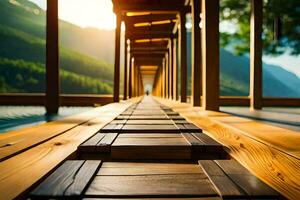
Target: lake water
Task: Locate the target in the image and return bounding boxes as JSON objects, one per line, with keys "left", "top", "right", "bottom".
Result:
{"left": 0, "top": 106, "right": 93, "bottom": 133}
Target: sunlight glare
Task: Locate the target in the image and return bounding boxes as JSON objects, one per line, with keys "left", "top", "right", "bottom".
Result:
{"left": 58, "top": 0, "right": 116, "bottom": 30}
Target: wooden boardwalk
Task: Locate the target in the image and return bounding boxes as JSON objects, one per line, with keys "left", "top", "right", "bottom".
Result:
{"left": 29, "top": 96, "right": 279, "bottom": 199}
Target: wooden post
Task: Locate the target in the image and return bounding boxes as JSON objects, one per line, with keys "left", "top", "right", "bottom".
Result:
{"left": 46, "top": 0, "right": 59, "bottom": 115}
{"left": 179, "top": 11, "right": 187, "bottom": 102}
{"left": 162, "top": 58, "right": 166, "bottom": 98}
{"left": 191, "top": 0, "right": 201, "bottom": 106}
{"left": 128, "top": 56, "right": 133, "bottom": 98}
{"left": 113, "top": 13, "right": 121, "bottom": 102}
{"left": 173, "top": 38, "right": 178, "bottom": 100}
{"left": 165, "top": 53, "right": 169, "bottom": 98}
{"left": 123, "top": 36, "right": 128, "bottom": 100}
{"left": 250, "top": 0, "right": 263, "bottom": 109}
{"left": 169, "top": 38, "right": 174, "bottom": 99}
{"left": 202, "top": 0, "right": 220, "bottom": 111}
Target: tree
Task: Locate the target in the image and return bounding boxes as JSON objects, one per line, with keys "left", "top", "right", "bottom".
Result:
{"left": 220, "top": 0, "right": 300, "bottom": 55}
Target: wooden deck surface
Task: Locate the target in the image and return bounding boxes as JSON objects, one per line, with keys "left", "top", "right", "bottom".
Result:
{"left": 0, "top": 96, "right": 296, "bottom": 199}
{"left": 154, "top": 97, "right": 300, "bottom": 200}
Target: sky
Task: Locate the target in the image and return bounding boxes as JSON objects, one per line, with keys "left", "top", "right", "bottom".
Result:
{"left": 29, "top": 0, "right": 299, "bottom": 77}
{"left": 29, "top": 0, "right": 116, "bottom": 30}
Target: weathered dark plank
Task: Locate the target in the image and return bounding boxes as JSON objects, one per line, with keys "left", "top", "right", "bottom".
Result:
{"left": 176, "top": 124, "right": 202, "bottom": 133}
{"left": 79, "top": 133, "right": 106, "bottom": 153}
{"left": 215, "top": 160, "right": 279, "bottom": 198}
{"left": 198, "top": 160, "right": 245, "bottom": 198}
{"left": 100, "top": 124, "right": 123, "bottom": 133}
{"left": 96, "top": 133, "right": 119, "bottom": 152}
{"left": 31, "top": 160, "right": 101, "bottom": 198}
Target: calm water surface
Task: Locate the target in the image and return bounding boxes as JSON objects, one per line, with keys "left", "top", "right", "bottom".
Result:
{"left": 0, "top": 106, "right": 93, "bottom": 133}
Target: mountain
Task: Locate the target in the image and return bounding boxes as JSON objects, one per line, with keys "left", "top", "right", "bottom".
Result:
{"left": 0, "top": 0, "right": 113, "bottom": 94}
{"left": 186, "top": 32, "right": 300, "bottom": 97}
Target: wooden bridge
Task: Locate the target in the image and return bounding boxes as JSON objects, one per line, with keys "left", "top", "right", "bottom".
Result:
{"left": 0, "top": 0, "right": 299, "bottom": 200}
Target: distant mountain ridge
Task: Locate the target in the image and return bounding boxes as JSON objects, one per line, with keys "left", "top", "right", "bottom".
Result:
{"left": 0, "top": 0, "right": 299, "bottom": 97}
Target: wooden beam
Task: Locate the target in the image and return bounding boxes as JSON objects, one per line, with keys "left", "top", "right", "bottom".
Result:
{"left": 113, "top": 14, "right": 121, "bottom": 102}
{"left": 179, "top": 11, "right": 187, "bottom": 103}
{"left": 191, "top": 0, "right": 201, "bottom": 107}
{"left": 125, "top": 14, "right": 177, "bottom": 24}
{"left": 201, "top": 0, "right": 219, "bottom": 111}
{"left": 46, "top": 0, "right": 59, "bottom": 114}
{"left": 250, "top": 0, "right": 263, "bottom": 110}
{"left": 118, "top": 5, "right": 188, "bottom": 13}
{"left": 123, "top": 37, "right": 128, "bottom": 100}
{"left": 131, "top": 53, "right": 165, "bottom": 58}
{"left": 128, "top": 32, "right": 173, "bottom": 40}
{"left": 126, "top": 23, "right": 175, "bottom": 32}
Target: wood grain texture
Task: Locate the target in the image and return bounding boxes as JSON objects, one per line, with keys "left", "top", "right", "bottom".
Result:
{"left": 0, "top": 102, "right": 135, "bottom": 162}
{"left": 154, "top": 97, "right": 300, "bottom": 199}
{"left": 0, "top": 99, "right": 139, "bottom": 200}
{"left": 86, "top": 174, "right": 216, "bottom": 197}
{"left": 30, "top": 160, "right": 101, "bottom": 198}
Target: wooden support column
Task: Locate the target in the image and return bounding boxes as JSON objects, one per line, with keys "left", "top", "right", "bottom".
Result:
{"left": 202, "top": 0, "right": 220, "bottom": 111}
{"left": 123, "top": 36, "right": 128, "bottom": 100}
{"left": 162, "top": 58, "right": 166, "bottom": 98}
{"left": 113, "top": 13, "right": 121, "bottom": 102}
{"left": 128, "top": 56, "right": 133, "bottom": 98}
{"left": 169, "top": 38, "right": 174, "bottom": 99}
{"left": 179, "top": 11, "right": 187, "bottom": 102}
{"left": 46, "top": 0, "right": 59, "bottom": 115}
{"left": 165, "top": 53, "right": 169, "bottom": 98}
{"left": 191, "top": 0, "right": 201, "bottom": 106}
{"left": 173, "top": 38, "right": 178, "bottom": 100}
{"left": 250, "top": 0, "right": 263, "bottom": 110}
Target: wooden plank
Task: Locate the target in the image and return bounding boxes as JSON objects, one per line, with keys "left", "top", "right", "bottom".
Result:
{"left": 79, "top": 133, "right": 106, "bottom": 153}
{"left": 215, "top": 160, "right": 279, "bottom": 198}
{"left": 198, "top": 160, "right": 245, "bottom": 198}
{"left": 111, "top": 134, "right": 190, "bottom": 159}
{"left": 192, "top": 133, "right": 225, "bottom": 154}
{"left": 0, "top": 100, "right": 137, "bottom": 200}
{"left": 250, "top": 0, "right": 263, "bottom": 109}
{"left": 99, "top": 162, "right": 202, "bottom": 176}
{"left": 0, "top": 103, "right": 132, "bottom": 162}
{"left": 86, "top": 174, "right": 217, "bottom": 197}
{"left": 126, "top": 120, "right": 174, "bottom": 125}
{"left": 100, "top": 124, "right": 123, "bottom": 133}
{"left": 129, "top": 115, "right": 169, "bottom": 120}
{"left": 109, "top": 120, "right": 127, "bottom": 124}
{"left": 182, "top": 133, "right": 226, "bottom": 159}
{"left": 31, "top": 160, "right": 101, "bottom": 198}
{"left": 154, "top": 97, "right": 300, "bottom": 199}
{"left": 96, "top": 133, "right": 119, "bottom": 152}
{"left": 201, "top": 0, "right": 219, "bottom": 111}
{"left": 45, "top": 0, "right": 59, "bottom": 114}
{"left": 121, "top": 124, "right": 180, "bottom": 133}
{"left": 176, "top": 124, "right": 202, "bottom": 132}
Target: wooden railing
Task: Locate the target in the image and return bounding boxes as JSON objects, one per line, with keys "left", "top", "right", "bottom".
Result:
{"left": 0, "top": 93, "right": 115, "bottom": 106}
{"left": 0, "top": 94, "right": 299, "bottom": 107}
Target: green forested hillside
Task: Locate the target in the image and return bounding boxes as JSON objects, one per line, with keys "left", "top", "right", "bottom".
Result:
{"left": 0, "top": 0, "right": 113, "bottom": 94}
